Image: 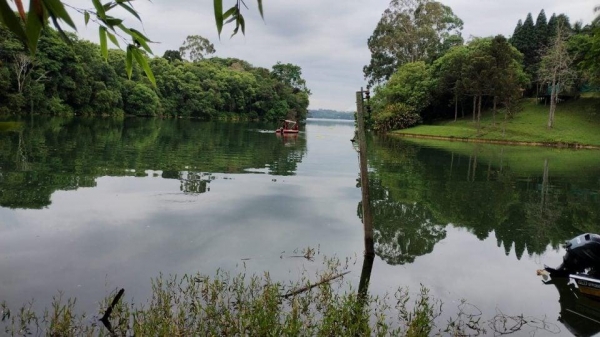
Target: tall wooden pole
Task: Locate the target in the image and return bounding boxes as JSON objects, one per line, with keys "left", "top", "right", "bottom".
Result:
{"left": 356, "top": 90, "right": 374, "bottom": 258}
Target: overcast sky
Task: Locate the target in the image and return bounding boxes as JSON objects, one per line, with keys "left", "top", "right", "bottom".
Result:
{"left": 63, "top": 0, "right": 598, "bottom": 111}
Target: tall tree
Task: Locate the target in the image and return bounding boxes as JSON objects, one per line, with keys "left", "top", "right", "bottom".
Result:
{"left": 510, "top": 13, "right": 537, "bottom": 76}
{"left": 363, "top": 0, "right": 463, "bottom": 85}
{"left": 162, "top": 50, "right": 183, "bottom": 63}
{"left": 488, "top": 35, "right": 528, "bottom": 124}
{"left": 179, "top": 35, "right": 216, "bottom": 62}
{"left": 538, "top": 23, "right": 575, "bottom": 129}
{"left": 271, "top": 62, "right": 311, "bottom": 95}
{"left": 462, "top": 39, "right": 495, "bottom": 131}
{"left": 432, "top": 45, "right": 469, "bottom": 121}
{"left": 534, "top": 10, "right": 549, "bottom": 57}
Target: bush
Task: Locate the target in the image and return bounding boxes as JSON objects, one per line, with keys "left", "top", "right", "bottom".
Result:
{"left": 47, "top": 96, "right": 74, "bottom": 116}
{"left": 373, "top": 103, "right": 421, "bottom": 131}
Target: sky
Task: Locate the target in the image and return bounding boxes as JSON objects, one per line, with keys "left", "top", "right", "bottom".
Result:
{"left": 60, "top": 0, "right": 599, "bottom": 111}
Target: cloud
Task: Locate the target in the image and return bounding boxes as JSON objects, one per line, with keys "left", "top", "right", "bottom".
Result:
{"left": 63, "top": 0, "right": 597, "bottom": 111}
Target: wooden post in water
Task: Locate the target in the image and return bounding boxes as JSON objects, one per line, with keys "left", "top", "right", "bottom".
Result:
{"left": 356, "top": 90, "right": 375, "bottom": 258}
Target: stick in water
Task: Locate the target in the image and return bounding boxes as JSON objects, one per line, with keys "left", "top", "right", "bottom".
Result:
{"left": 281, "top": 272, "right": 350, "bottom": 299}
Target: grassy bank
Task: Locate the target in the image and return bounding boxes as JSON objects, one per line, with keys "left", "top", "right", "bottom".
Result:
{"left": 392, "top": 98, "right": 600, "bottom": 147}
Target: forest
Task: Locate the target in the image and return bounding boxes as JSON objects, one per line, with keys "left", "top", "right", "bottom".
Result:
{"left": 365, "top": 1, "right": 600, "bottom": 131}
{"left": 0, "top": 26, "right": 310, "bottom": 121}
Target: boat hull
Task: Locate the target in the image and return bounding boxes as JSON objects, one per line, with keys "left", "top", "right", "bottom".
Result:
{"left": 275, "top": 129, "right": 299, "bottom": 134}
{"left": 571, "top": 274, "right": 600, "bottom": 298}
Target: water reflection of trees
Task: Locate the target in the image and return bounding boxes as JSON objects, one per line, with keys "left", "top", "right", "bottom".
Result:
{"left": 366, "top": 136, "right": 600, "bottom": 265}
{"left": 0, "top": 118, "right": 307, "bottom": 209}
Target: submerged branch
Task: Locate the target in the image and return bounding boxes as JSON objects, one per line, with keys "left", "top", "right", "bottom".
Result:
{"left": 280, "top": 271, "right": 350, "bottom": 299}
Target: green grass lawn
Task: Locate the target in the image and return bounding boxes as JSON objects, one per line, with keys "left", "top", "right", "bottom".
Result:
{"left": 392, "top": 98, "right": 600, "bottom": 146}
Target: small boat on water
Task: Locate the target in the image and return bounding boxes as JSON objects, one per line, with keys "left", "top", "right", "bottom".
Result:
{"left": 275, "top": 120, "right": 299, "bottom": 134}
{"left": 545, "top": 233, "right": 600, "bottom": 299}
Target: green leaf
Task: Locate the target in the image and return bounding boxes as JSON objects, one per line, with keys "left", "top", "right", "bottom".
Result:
{"left": 0, "top": 0, "right": 28, "bottom": 49}
{"left": 126, "top": 45, "right": 133, "bottom": 79}
{"left": 50, "top": 14, "right": 72, "bottom": 43}
{"left": 43, "top": 0, "right": 76, "bottom": 30}
{"left": 223, "top": 7, "right": 236, "bottom": 20}
{"left": 130, "top": 28, "right": 154, "bottom": 54}
{"left": 116, "top": 23, "right": 132, "bottom": 35}
{"left": 84, "top": 11, "right": 90, "bottom": 25}
{"left": 129, "top": 28, "right": 153, "bottom": 43}
{"left": 107, "top": 31, "right": 119, "bottom": 47}
{"left": 257, "top": 0, "right": 264, "bottom": 19}
{"left": 103, "top": 2, "right": 116, "bottom": 11}
{"left": 132, "top": 47, "right": 156, "bottom": 87}
{"left": 104, "top": 17, "right": 123, "bottom": 27}
{"left": 92, "top": 0, "right": 106, "bottom": 19}
{"left": 117, "top": 2, "right": 141, "bottom": 22}
{"left": 214, "top": 0, "right": 223, "bottom": 37}
{"left": 99, "top": 26, "right": 108, "bottom": 60}
{"left": 239, "top": 14, "right": 245, "bottom": 35}
{"left": 25, "top": 0, "right": 44, "bottom": 54}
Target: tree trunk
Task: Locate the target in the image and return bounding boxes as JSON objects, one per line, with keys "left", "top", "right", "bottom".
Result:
{"left": 502, "top": 105, "right": 508, "bottom": 138}
{"left": 548, "top": 75, "right": 557, "bottom": 129}
{"left": 492, "top": 96, "right": 497, "bottom": 125}
{"left": 454, "top": 93, "right": 458, "bottom": 122}
{"left": 472, "top": 96, "right": 476, "bottom": 122}
{"left": 477, "top": 95, "right": 482, "bottom": 134}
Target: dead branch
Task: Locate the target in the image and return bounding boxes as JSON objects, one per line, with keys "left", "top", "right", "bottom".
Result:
{"left": 280, "top": 271, "right": 350, "bottom": 299}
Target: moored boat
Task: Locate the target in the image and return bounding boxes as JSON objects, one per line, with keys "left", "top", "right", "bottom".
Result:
{"left": 275, "top": 120, "right": 299, "bottom": 134}
{"left": 544, "top": 233, "right": 600, "bottom": 299}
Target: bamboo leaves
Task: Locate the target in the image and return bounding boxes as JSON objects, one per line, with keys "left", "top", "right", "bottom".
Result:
{"left": 0, "top": 0, "right": 266, "bottom": 87}
{"left": 214, "top": 0, "right": 264, "bottom": 38}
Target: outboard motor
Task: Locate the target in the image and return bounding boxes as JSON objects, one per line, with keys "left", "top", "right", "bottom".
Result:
{"left": 545, "top": 233, "right": 600, "bottom": 277}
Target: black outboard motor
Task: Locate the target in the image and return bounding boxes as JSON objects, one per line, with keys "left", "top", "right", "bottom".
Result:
{"left": 545, "top": 233, "right": 600, "bottom": 277}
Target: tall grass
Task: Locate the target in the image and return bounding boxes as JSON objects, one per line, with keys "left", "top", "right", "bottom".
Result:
{"left": 0, "top": 254, "right": 494, "bottom": 336}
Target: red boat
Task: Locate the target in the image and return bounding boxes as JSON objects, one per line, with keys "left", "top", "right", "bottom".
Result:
{"left": 275, "top": 120, "right": 299, "bottom": 134}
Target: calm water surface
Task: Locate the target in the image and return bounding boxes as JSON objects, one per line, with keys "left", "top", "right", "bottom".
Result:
{"left": 1, "top": 117, "right": 599, "bottom": 336}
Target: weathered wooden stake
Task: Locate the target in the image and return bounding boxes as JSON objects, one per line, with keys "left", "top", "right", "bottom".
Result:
{"left": 356, "top": 90, "right": 375, "bottom": 258}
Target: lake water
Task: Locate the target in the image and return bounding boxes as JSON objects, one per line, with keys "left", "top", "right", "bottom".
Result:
{"left": 0, "top": 117, "right": 599, "bottom": 336}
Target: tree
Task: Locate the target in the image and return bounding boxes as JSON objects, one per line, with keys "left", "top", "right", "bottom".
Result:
{"left": 271, "top": 62, "right": 311, "bottom": 95}
{"left": 462, "top": 39, "right": 496, "bottom": 130}
{"left": 534, "top": 10, "right": 549, "bottom": 50}
{"left": 179, "top": 35, "right": 216, "bottom": 62}
{"left": 162, "top": 50, "right": 183, "bottom": 63}
{"left": 364, "top": 0, "right": 463, "bottom": 85}
{"left": 510, "top": 13, "right": 536, "bottom": 75}
{"left": 370, "top": 61, "right": 432, "bottom": 130}
{"left": 432, "top": 46, "right": 469, "bottom": 121}
{"left": 12, "top": 53, "right": 32, "bottom": 93}
{"left": 487, "top": 35, "right": 528, "bottom": 125}
{"left": 538, "top": 23, "right": 575, "bottom": 128}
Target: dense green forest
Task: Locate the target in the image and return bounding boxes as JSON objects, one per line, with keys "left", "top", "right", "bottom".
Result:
{"left": 307, "top": 109, "right": 354, "bottom": 120}
{"left": 365, "top": 1, "right": 600, "bottom": 131}
{"left": 0, "top": 25, "right": 310, "bottom": 121}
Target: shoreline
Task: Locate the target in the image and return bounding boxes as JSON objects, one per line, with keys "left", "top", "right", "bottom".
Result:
{"left": 390, "top": 132, "right": 600, "bottom": 150}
